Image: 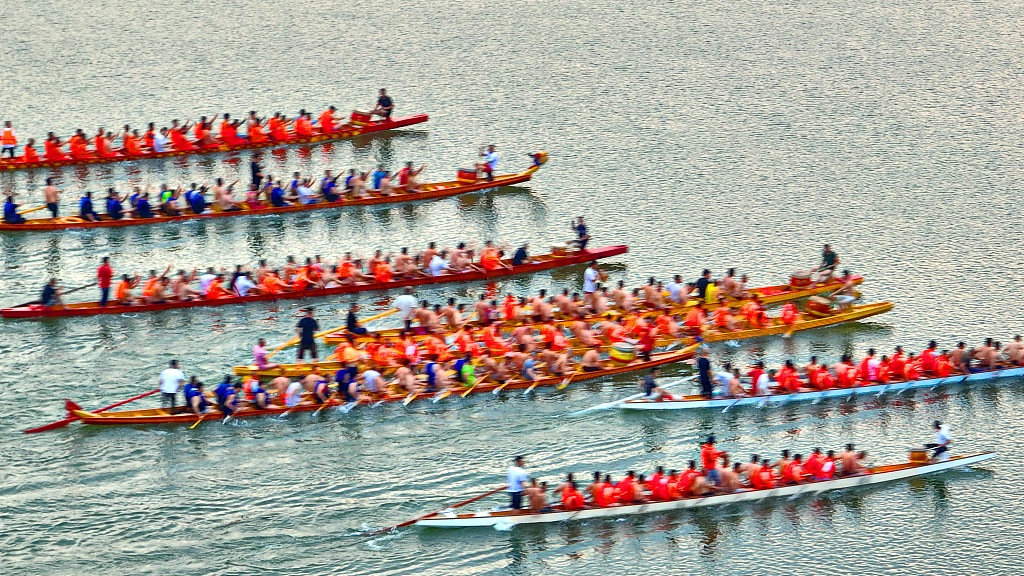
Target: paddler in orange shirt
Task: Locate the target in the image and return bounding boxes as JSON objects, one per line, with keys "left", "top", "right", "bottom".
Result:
{"left": 193, "top": 115, "right": 218, "bottom": 146}
{"left": 142, "top": 123, "right": 156, "bottom": 150}
{"left": 318, "top": 106, "right": 337, "bottom": 134}
{"left": 267, "top": 113, "right": 289, "bottom": 141}
{"left": 219, "top": 114, "right": 245, "bottom": 146}
{"left": 114, "top": 273, "right": 141, "bottom": 305}
{"left": 168, "top": 120, "right": 196, "bottom": 151}
{"left": 479, "top": 246, "right": 506, "bottom": 272}
{"left": 293, "top": 112, "right": 315, "bottom": 137}
{"left": 683, "top": 301, "right": 707, "bottom": 330}
{"left": 740, "top": 295, "right": 767, "bottom": 328}
{"left": 205, "top": 275, "right": 233, "bottom": 299}
{"left": 20, "top": 138, "right": 40, "bottom": 163}
{"left": 43, "top": 133, "right": 69, "bottom": 161}
{"left": 260, "top": 270, "right": 292, "bottom": 294}
{"left": 655, "top": 312, "right": 680, "bottom": 338}
{"left": 712, "top": 302, "right": 737, "bottom": 331}
{"left": 121, "top": 130, "right": 143, "bottom": 156}
{"left": 247, "top": 116, "right": 269, "bottom": 144}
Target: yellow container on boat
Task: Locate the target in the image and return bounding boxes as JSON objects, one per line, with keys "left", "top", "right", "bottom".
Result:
{"left": 908, "top": 448, "right": 928, "bottom": 464}
{"left": 609, "top": 342, "right": 636, "bottom": 365}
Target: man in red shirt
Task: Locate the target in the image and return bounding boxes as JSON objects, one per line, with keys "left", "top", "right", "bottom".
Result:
{"left": 700, "top": 436, "right": 726, "bottom": 486}
{"left": 97, "top": 256, "right": 114, "bottom": 306}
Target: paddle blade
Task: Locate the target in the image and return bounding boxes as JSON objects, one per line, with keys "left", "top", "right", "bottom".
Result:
{"left": 64, "top": 399, "right": 83, "bottom": 413}
{"left": 403, "top": 393, "right": 417, "bottom": 406}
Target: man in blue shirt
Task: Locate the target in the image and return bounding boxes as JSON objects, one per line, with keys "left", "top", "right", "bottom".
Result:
{"left": 372, "top": 166, "right": 388, "bottom": 190}
{"left": 3, "top": 194, "right": 25, "bottom": 224}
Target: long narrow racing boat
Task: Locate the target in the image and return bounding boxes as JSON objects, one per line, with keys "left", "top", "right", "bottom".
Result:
{"left": 619, "top": 364, "right": 1024, "bottom": 411}
{"left": 63, "top": 345, "right": 701, "bottom": 429}
{"left": 412, "top": 452, "right": 995, "bottom": 528}
{"left": 321, "top": 275, "right": 865, "bottom": 346}
{"left": 0, "top": 112, "right": 428, "bottom": 173}
{"left": 0, "top": 152, "right": 546, "bottom": 232}
{"left": 1, "top": 243, "right": 624, "bottom": 319}
{"left": 233, "top": 301, "right": 892, "bottom": 379}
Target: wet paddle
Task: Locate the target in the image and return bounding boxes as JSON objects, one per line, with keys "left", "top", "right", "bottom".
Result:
{"left": 23, "top": 388, "right": 160, "bottom": 434}
{"left": 556, "top": 368, "right": 585, "bottom": 390}
{"left": 365, "top": 485, "right": 508, "bottom": 535}
{"left": 189, "top": 415, "right": 204, "bottom": 429}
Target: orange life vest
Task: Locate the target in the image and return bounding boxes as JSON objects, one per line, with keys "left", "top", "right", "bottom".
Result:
{"left": 22, "top": 144, "right": 39, "bottom": 162}
{"left": 0, "top": 127, "right": 16, "bottom": 145}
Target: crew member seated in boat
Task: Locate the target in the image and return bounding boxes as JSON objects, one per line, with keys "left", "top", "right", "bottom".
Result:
{"left": 560, "top": 481, "right": 585, "bottom": 510}
{"left": 525, "top": 479, "right": 553, "bottom": 513}
{"left": 925, "top": 420, "right": 952, "bottom": 462}
{"left": 828, "top": 270, "right": 857, "bottom": 310}
{"left": 79, "top": 191, "right": 99, "bottom": 221}
{"left": 321, "top": 170, "right": 341, "bottom": 201}
{"left": 370, "top": 88, "right": 394, "bottom": 120}
{"left": 214, "top": 376, "right": 242, "bottom": 415}
{"left": 183, "top": 377, "right": 209, "bottom": 416}
{"left": 475, "top": 144, "right": 499, "bottom": 181}
{"left": 815, "top": 244, "right": 839, "bottom": 281}
{"left": 3, "top": 193, "right": 25, "bottom": 224}
{"left": 40, "top": 278, "right": 63, "bottom": 307}
{"left": 135, "top": 192, "right": 155, "bottom": 218}
{"left": 839, "top": 444, "right": 868, "bottom": 476}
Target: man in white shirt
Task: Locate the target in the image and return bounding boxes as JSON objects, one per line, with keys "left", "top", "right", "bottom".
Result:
{"left": 152, "top": 128, "right": 171, "bottom": 153}
{"left": 927, "top": 420, "right": 952, "bottom": 462}
{"left": 158, "top": 359, "right": 186, "bottom": 409}
{"left": 476, "top": 144, "right": 499, "bottom": 181}
{"left": 297, "top": 180, "right": 318, "bottom": 204}
{"left": 233, "top": 272, "right": 257, "bottom": 296}
{"left": 507, "top": 455, "right": 529, "bottom": 510}
{"left": 198, "top": 267, "right": 218, "bottom": 296}
{"left": 393, "top": 287, "right": 417, "bottom": 331}
{"left": 429, "top": 253, "right": 450, "bottom": 277}
{"left": 665, "top": 274, "right": 686, "bottom": 304}
{"left": 582, "top": 261, "right": 601, "bottom": 310}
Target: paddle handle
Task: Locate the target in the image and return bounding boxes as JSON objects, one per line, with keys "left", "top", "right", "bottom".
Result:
{"left": 377, "top": 485, "right": 508, "bottom": 533}
{"left": 17, "top": 204, "right": 50, "bottom": 215}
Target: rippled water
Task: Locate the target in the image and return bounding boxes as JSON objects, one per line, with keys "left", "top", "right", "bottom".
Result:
{"left": 2, "top": 0, "right": 1023, "bottom": 574}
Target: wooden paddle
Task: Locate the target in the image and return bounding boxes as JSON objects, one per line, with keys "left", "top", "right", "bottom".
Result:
{"left": 17, "top": 205, "right": 50, "bottom": 215}
{"left": 189, "top": 415, "right": 205, "bottom": 429}
{"left": 266, "top": 308, "right": 397, "bottom": 360}
{"left": 556, "top": 368, "right": 585, "bottom": 390}
{"left": 24, "top": 388, "right": 160, "bottom": 434}
{"left": 365, "top": 485, "right": 508, "bottom": 535}
{"left": 314, "top": 392, "right": 338, "bottom": 414}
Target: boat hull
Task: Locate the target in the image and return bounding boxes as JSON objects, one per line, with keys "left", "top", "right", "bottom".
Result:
{"left": 415, "top": 453, "right": 996, "bottom": 528}
{"left": 235, "top": 301, "right": 892, "bottom": 379}
{"left": 2, "top": 245, "right": 623, "bottom": 319}
{"left": 320, "top": 276, "right": 865, "bottom": 346}
{"left": 0, "top": 114, "right": 428, "bottom": 174}
{"left": 0, "top": 155, "right": 538, "bottom": 232}
{"left": 69, "top": 345, "right": 701, "bottom": 428}
{"left": 620, "top": 366, "right": 1024, "bottom": 410}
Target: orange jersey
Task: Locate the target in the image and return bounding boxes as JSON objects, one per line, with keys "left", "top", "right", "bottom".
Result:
{"left": 206, "top": 282, "right": 232, "bottom": 299}
{"left": 318, "top": 110, "right": 335, "bottom": 133}
{"left": 683, "top": 307, "right": 705, "bottom": 327}
{"left": 22, "top": 145, "right": 39, "bottom": 162}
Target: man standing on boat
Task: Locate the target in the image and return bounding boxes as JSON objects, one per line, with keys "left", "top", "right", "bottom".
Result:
{"left": 816, "top": 244, "right": 839, "bottom": 281}
{"left": 507, "top": 456, "right": 529, "bottom": 510}
{"left": 158, "top": 359, "right": 185, "bottom": 410}
{"left": 295, "top": 307, "right": 319, "bottom": 363}
{"left": 926, "top": 420, "right": 952, "bottom": 462}
{"left": 97, "top": 257, "right": 113, "bottom": 307}
{"left": 394, "top": 287, "right": 417, "bottom": 331}
{"left": 697, "top": 348, "right": 713, "bottom": 397}
{"left": 476, "top": 145, "right": 499, "bottom": 181}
